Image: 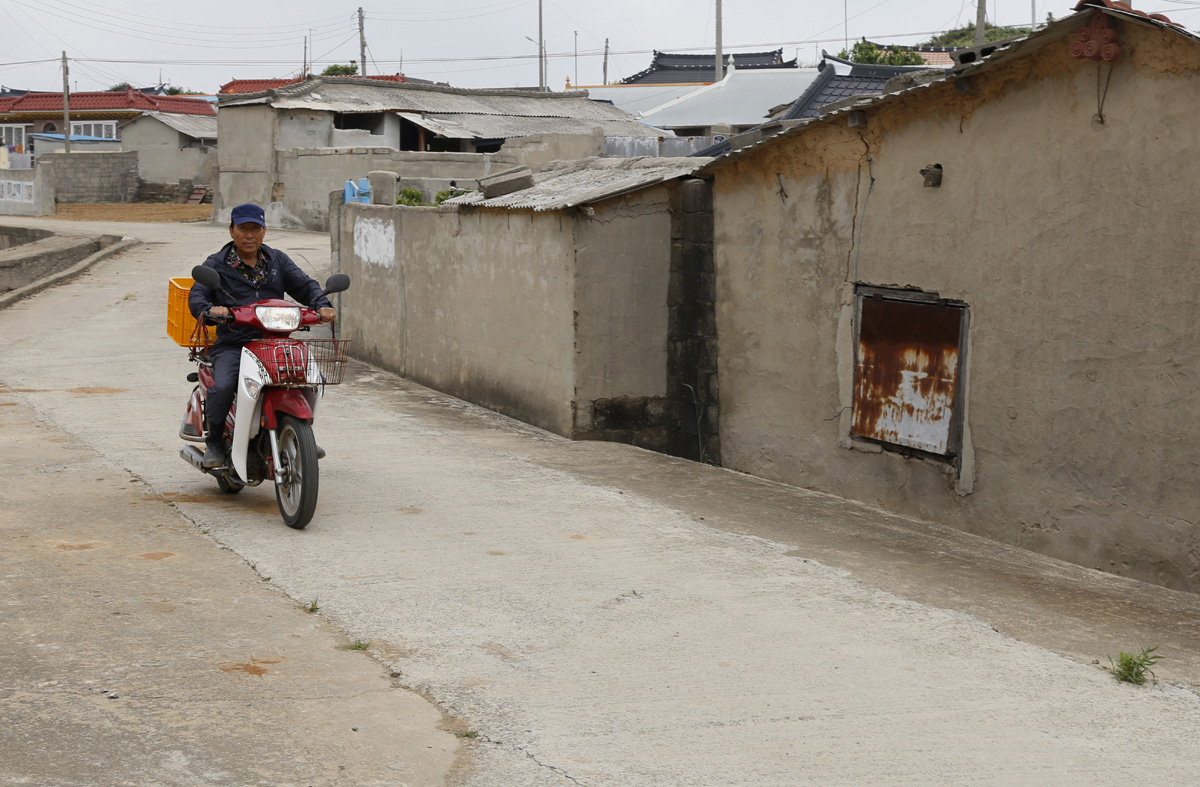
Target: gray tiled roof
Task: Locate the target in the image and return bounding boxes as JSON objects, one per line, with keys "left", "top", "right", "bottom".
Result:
{"left": 620, "top": 49, "right": 797, "bottom": 85}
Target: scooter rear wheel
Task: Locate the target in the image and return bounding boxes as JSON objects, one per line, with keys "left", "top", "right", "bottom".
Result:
{"left": 215, "top": 471, "right": 243, "bottom": 494}
{"left": 275, "top": 414, "right": 319, "bottom": 529}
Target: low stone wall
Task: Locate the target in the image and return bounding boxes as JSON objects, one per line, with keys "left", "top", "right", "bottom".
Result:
{"left": 0, "top": 225, "right": 54, "bottom": 250}
{"left": 39, "top": 152, "right": 139, "bottom": 203}
{"left": 0, "top": 233, "right": 101, "bottom": 296}
{"left": 0, "top": 168, "right": 54, "bottom": 217}
{"left": 137, "top": 179, "right": 194, "bottom": 203}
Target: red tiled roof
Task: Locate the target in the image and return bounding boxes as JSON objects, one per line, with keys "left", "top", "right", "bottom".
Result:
{"left": 219, "top": 74, "right": 409, "bottom": 94}
{"left": 917, "top": 51, "right": 956, "bottom": 66}
{"left": 1073, "top": 0, "right": 1178, "bottom": 26}
{"left": 0, "top": 88, "right": 215, "bottom": 116}
{"left": 219, "top": 78, "right": 302, "bottom": 94}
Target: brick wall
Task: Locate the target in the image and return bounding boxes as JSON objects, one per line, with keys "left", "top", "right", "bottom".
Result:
{"left": 39, "top": 152, "right": 139, "bottom": 203}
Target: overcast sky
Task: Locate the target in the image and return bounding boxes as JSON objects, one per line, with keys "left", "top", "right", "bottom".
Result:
{"left": 2, "top": 0, "right": 1196, "bottom": 94}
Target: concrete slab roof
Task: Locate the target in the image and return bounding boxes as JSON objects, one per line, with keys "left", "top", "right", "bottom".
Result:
{"left": 447, "top": 156, "right": 711, "bottom": 212}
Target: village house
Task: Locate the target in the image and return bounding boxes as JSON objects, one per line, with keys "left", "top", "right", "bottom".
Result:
{"left": 698, "top": 0, "right": 1200, "bottom": 592}
{"left": 214, "top": 75, "right": 668, "bottom": 230}
{"left": 118, "top": 112, "right": 217, "bottom": 189}
{"left": 0, "top": 87, "right": 214, "bottom": 154}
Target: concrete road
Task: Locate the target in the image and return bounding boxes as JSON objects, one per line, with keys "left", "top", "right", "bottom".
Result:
{"left": 3, "top": 217, "right": 1200, "bottom": 786}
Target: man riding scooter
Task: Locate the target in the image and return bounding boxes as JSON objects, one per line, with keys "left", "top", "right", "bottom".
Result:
{"left": 189, "top": 203, "right": 337, "bottom": 468}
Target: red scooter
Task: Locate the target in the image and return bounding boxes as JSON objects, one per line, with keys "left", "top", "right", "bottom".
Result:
{"left": 179, "top": 265, "right": 351, "bottom": 529}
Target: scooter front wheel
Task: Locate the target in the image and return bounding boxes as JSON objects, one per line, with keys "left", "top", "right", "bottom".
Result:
{"left": 275, "top": 415, "right": 319, "bottom": 529}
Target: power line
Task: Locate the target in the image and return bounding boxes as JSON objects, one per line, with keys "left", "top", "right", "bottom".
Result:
{"left": 19, "top": 3, "right": 357, "bottom": 49}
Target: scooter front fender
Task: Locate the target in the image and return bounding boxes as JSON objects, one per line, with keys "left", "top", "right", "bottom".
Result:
{"left": 261, "top": 387, "right": 314, "bottom": 429}
{"left": 230, "top": 347, "right": 267, "bottom": 483}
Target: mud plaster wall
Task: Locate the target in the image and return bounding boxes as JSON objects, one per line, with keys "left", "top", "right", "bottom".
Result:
{"left": 712, "top": 20, "right": 1200, "bottom": 592}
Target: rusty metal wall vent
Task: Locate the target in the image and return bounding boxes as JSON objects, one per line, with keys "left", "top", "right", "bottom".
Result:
{"left": 920, "top": 164, "right": 943, "bottom": 188}
{"left": 851, "top": 288, "right": 969, "bottom": 459}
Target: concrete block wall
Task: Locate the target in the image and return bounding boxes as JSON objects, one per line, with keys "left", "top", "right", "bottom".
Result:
{"left": 666, "top": 177, "right": 720, "bottom": 464}
{"left": 39, "top": 152, "right": 139, "bottom": 203}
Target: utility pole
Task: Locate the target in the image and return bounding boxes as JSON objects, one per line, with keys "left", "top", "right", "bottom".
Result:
{"left": 1032, "top": 0, "right": 1037, "bottom": 30}
{"left": 61, "top": 52, "right": 70, "bottom": 154}
{"left": 715, "top": 0, "right": 724, "bottom": 81}
{"left": 574, "top": 31, "right": 578, "bottom": 88}
{"left": 355, "top": 7, "right": 364, "bottom": 76}
{"left": 538, "top": 0, "right": 544, "bottom": 91}
{"left": 975, "top": 0, "right": 987, "bottom": 45}
{"left": 603, "top": 38, "right": 609, "bottom": 85}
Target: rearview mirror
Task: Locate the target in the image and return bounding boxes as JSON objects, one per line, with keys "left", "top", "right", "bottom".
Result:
{"left": 191, "top": 265, "right": 222, "bottom": 291}
{"left": 321, "top": 273, "right": 351, "bottom": 296}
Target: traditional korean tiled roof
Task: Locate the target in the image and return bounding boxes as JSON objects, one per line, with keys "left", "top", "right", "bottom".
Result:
{"left": 218, "top": 74, "right": 409, "bottom": 94}
{"left": 783, "top": 59, "right": 936, "bottom": 120}
{"left": 619, "top": 49, "right": 797, "bottom": 85}
{"left": 0, "top": 88, "right": 215, "bottom": 116}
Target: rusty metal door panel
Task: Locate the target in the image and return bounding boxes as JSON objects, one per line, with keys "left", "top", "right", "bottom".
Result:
{"left": 852, "top": 296, "right": 963, "bottom": 455}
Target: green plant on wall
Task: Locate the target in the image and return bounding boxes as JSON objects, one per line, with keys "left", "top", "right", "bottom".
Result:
{"left": 435, "top": 187, "right": 469, "bottom": 205}
{"left": 397, "top": 188, "right": 426, "bottom": 206}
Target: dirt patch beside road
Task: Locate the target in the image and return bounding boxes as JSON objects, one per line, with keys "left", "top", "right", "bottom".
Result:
{"left": 54, "top": 203, "right": 212, "bottom": 223}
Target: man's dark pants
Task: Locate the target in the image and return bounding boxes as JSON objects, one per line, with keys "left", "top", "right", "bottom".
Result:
{"left": 206, "top": 342, "right": 243, "bottom": 441}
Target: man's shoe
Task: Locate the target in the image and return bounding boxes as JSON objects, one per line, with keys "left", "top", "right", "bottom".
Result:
{"left": 316, "top": 445, "right": 326, "bottom": 460}
{"left": 201, "top": 443, "right": 226, "bottom": 469}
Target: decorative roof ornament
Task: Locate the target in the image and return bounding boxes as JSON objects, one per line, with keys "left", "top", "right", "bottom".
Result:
{"left": 1070, "top": 11, "right": 1121, "bottom": 61}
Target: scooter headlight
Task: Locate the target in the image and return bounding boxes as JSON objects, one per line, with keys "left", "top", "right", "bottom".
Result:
{"left": 255, "top": 306, "right": 301, "bottom": 332}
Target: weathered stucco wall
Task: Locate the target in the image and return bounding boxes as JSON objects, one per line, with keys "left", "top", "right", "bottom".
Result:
{"left": 710, "top": 19, "right": 1200, "bottom": 591}
{"left": 215, "top": 105, "right": 276, "bottom": 215}
{"left": 0, "top": 167, "right": 53, "bottom": 217}
{"left": 336, "top": 185, "right": 688, "bottom": 441}
{"left": 339, "top": 202, "right": 577, "bottom": 434}
{"left": 573, "top": 188, "right": 672, "bottom": 428}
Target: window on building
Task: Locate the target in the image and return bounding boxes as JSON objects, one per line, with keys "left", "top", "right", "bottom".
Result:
{"left": 1, "top": 124, "right": 26, "bottom": 152}
{"left": 71, "top": 121, "right": 117, "bottom": 139}
{"left": 851, "top": 287, "right": 969, "bottom": 458}
{"left": 42, "top": 123, "right": 56, "bottom": 133}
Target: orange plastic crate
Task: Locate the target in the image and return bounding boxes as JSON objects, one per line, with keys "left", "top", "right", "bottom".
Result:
{"left": 167, "top": 277, "right": 216, "bottom": 347}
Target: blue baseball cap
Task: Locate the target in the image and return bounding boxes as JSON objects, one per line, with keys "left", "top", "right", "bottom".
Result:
{"left": 230, "top": 203, "right": 266, "bottom": 227}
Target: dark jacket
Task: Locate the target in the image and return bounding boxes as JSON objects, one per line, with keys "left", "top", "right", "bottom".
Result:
{"left": 189, "top": 242, "right": 332, "bottom": 346}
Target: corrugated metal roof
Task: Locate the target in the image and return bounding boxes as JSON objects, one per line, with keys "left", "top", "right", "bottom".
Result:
{"left": 221, "top": 78, "right": 637, "bottom": 120}
{"left": 140, "top": 111, "right": 218, "bottom": 139}
{"left": 638, "top": 68, "right": 820, "bottom": 128}
{"left": 572, "top": 84, "right": 707, "bottom": 117}
{"left": 398, "top": 111, "right": 662, "bottom": 139}
{"left": 447, "top": 156, "right": 710, "bottom": 212}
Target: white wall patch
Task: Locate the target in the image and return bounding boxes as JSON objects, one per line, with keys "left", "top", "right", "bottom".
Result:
{"left": 354, "top": 216, "right": 395, "bottom": 268}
